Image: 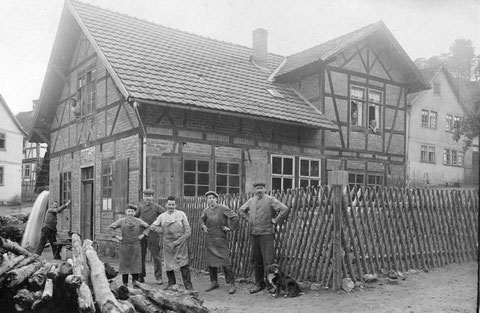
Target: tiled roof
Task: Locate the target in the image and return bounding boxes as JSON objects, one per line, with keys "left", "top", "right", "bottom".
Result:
{"left": 15, "top": 111, "right": 34, "bottom": 134}
{"left": 68, "top": 1, "right": 336, "bottom": 129}
{"left": 275, "top": 22, "right": 381, "bottom": 77}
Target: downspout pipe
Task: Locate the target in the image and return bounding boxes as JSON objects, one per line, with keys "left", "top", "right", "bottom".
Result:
{"left": 133, "top": 101, "right": 147, "bottom": 192}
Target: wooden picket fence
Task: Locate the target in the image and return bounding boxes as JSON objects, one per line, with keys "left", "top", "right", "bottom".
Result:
{"left": 159, "top": 186, "right": 478, "bottom": 287}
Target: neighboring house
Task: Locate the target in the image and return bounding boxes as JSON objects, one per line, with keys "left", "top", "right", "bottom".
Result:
{"left": 0, "top": 94, "right": 27, "bottom": 203}
{"left": 15, "top": 106, "right": 48, "bottom": 201}
{"left": 406, "top": 66, "right": 472, "bottom": 187}
{"left": 30, "top": 1, "right": 428, "bottom": 244}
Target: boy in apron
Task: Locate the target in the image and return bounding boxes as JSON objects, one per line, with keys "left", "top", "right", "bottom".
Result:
{"left": 108, "top": 204, "right": 150, "bottom": 286}
{"left": 151, "top": 196, "right": 194, "bottom": 290}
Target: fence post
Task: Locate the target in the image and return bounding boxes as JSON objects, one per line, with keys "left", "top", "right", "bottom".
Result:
{"left": 328, "top": 170, "right": 348, "bottom": 291}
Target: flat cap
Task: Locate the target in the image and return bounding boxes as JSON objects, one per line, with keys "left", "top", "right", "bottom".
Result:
{"left": 204, "top": 190, "right": 219, "bottom": 198}
{"left": 253, "top": 182, "right": 266, "bottom": 187}
{"left": 143, "top": 188, "right": 154, "bottom": 194}
{"left": 127, "top": 204, "right": 138, "bottom": 210}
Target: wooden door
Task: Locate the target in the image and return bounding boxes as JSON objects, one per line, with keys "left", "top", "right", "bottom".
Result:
{"left": 81, "top": 167, "right": 94, "bottom": 240}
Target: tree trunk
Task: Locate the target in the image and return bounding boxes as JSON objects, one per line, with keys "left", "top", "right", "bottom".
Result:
{"left": 28, "top": 263, "right": 54, "bottom": 290}
{"left": 129, "top": 294, "right": 166, "bottom": 313}
{"left": 0, "top": 254, "right": 26, "bottom": 276}
{"left": 134, "top": 282, "right": 209, "bottom": 313}
{"left": 0, "top": 237, "right": 32, "bottom": 256}
{"left": 85, "top": 245, "right": 132, "bottom": 313}
{"left": 71, "top": 234, "right": 95, "bottom": 313}
{"left": 5, "top": 260, "right": 43, "bottom": 288}
{"left": 12, "top": 254, "right": 39, "bottom": 270}
{"left": 13, "top": 288, "right": 41, "bottom": 312}
{"left": 42, "top": 278, "right": 53, "bottom": 300}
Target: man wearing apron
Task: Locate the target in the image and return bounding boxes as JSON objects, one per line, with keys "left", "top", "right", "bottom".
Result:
{"left": 151, "top": 196, "right": 194, "bottom": 290}
{"left": 108, "top": 204, "right": 150, "bottom": 286}
{"left": 200, "top": 190, "right": 239, "bottom": 294}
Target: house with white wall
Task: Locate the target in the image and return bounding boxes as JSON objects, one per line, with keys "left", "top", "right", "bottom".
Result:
{"left": 0, "top": 94, "right": 28, "bottom": 202}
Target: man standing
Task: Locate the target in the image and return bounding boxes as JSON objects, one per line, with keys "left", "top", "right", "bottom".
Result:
{"left": 36, "top": 199, "right": 72, "bottom": 258}
{"left": 239, "top": 182, "right": 289, "bottom": 294}
{"left": 135, "top": 189, "right": 165, "bottom": 284}
{"left": 150, "top": 196, "right": 194, "bottom": 290}
{"left": 200, "top": 191, "right": 239, "bottom": 294}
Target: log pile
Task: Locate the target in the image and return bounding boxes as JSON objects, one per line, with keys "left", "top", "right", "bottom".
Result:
{"left": 0, "top": 237, "right": 209, "bottom": 313}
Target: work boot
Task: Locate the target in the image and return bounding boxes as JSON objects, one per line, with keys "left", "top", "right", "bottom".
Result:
{"left": 180, "top": 265, "right": 194, "bottom": 291}
{"left": 166, "top": 270, "right": 176, "bottom": 289}
{"left": 205, "top": 281, "right": 219, "bottom": 292}
{"left": 228, "top": 282, "right": 236, "bottom": 294}
{"left": 249, "top": 284, "right": 265, "bottom": 294}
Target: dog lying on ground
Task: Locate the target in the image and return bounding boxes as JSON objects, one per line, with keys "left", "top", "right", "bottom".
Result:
{"left": 265, "top": 263, "right": 301, "bottom": 298}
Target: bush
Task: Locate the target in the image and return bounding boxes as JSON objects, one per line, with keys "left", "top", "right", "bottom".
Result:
{"left": 0, "top": 215, "right": 26, "bottom": 243}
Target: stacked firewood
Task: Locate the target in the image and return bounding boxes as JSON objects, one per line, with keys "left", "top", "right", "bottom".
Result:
{"left": 0, "top": 236, "right": 209, "bottom": 313}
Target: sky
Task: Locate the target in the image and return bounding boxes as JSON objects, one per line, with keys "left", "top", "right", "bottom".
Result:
{"left": 0, "top": 0, "right": 479, "bottom": 114}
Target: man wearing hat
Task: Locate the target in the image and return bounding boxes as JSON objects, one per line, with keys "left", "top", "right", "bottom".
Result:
{"left": 135, "top": 188, "right": 165, "bottom": 284}
{"left": 200, "top": 191, "right": 239, "bottom": 294}
{"left": 239, "top": 182, "right": 289, "bottom": 294}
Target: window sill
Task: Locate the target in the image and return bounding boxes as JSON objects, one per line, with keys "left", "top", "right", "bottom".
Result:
{"left": 420, "top": 161, "right": 436, "bottom": 164}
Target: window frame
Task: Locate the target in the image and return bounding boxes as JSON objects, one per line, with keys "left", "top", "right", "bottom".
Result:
{"left": 0, "top": 132, "right": 5, "bottom": 150}
{"left": 22, "top": 164, "right": 31, "bottom": 178}
{"left": 183, "top": 159, "right": 211, "bottom": 197}
{"left": 298, "top": 157, "right": 321, "bottom": 188}
{"left": 271, "top": 154, "right": 295, "bottom": 191}
{"left": 421, "top": 144, "right": 435, "bottom": 164}
{"left": 350, "top": 85, "right": 383, "bottom": 131}
{"left": 446, "top": 114, "right": 453, "bottom": 132}
{"left": 101, "top": 162, "right": 113, "bottom": 211}
{"left": 348, "top": 172, "right": 365, "bottom": 189}
{"left": 77, "top": 66, "right": 97, "bottom": 117}
{"left": 350, "top": 86, "right": 366, "bottom": 127}
{"left": 0, "top": 166, "right": 4, "bottom": 185}
{"left": 60, "top": 171, "right": 72, "bottom": 205}
{"left": 421, "top": 109, "right": 437, "bottom": 129}
{"left": 215, "top": 161, "right": 241, "bottom": 195}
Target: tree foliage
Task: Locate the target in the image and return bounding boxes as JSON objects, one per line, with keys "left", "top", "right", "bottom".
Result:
{"left": 453, "top": 90, "right": 480, "bottom": 150}
{"left": 445, "top": 39, "right": 475, "bottom": 80}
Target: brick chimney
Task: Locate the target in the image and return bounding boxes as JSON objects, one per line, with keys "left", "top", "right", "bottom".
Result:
{"left": 252, "top": 28, "right": 268, "bottom": 68}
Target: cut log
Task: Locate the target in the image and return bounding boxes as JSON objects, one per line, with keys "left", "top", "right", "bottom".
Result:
{"left": 109, "top": 280, "right": 130, "bottom": 300}
{"left": 134, "top": 282, "right": 209, "bottom": 313}
{"left": 59, "top": 261, "right": 73, "bottom": 275}
{"left": 85, "top": 245, "right": 131, "bottom": 313}
{"left": 13, "top": 288, "right": 41, "bottom": 312}
{"left": 46, "top": 263, "right": 59, "bottom": 279}
{"left": 5, "top": 260, "right": 43, "bottom": 288}
{"left": 104, "top": 262, "right": 118, "bottom": 279}
{"left": 118, "top": 299, "right": 136, "bottom": 312}
{"left": 42, "top": 278, "right": 53, "bottom": 300}
{"left": 65, "top": 274, "right": 82, "bottom": 287}
{"left": 28, "top": 263, "right": 54, "bottom": 290}
{"left": 12, "top": 254, "right": 39, "bottom": 270}
{"left": 71, "top": 234, "right": 95, "bottom": 313}
{"left": 0, "top": 237, "right": 32, "bottom": 256}
{"left": 129, "top": 294, "right": 166, "bottom": 313}
{"left": 0, "top": 254, "right": 26, "bottom": 276}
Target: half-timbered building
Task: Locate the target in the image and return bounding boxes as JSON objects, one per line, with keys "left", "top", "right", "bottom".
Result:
{"left": 30, "top": 1, "right": 428, "bottom": 245}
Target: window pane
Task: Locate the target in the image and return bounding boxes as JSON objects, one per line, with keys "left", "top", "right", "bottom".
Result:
{"left": 216, "top": 186, "right": 227, "bottom": 194}
{"left": 272, "top": 177, "right": 281, "bottom": 191}
{"left": 184, "top": 172, "right": 196, "bottom": 184}
{"left": 300, "top": 159, "right": 309, "bottom": 176}
{"left": 230, "top": 175, "right": 240, "bottom": 187}
{"left": 216, "top": 175, "right": 227, "bottom": 186}
{"left": 216, "top": 162, "right": 228, "bottom": 173}
{"left": 284, "top": 178, "right": 293, "bottom": 190}
{"left": 197, "top": 185, "right": 209, "bottom": 196}
{"left": 283, "top": 158, "right": 293, "bottom": 175}
{"left": 351, "top": 86, "right": 365, "bottom": 99}
{"left": 229, "top": 163, "right": 239, "bottom": 174}
{"left": 348, "top": 174, "right": 356, "bottom": 184}
{"left": 198, "top": 173, "right": 209, "bottom": 185}
{"left": 299, "top": 179, "right": 309, "bottom": 188}
{"left": 311, "top": 180, "right": 320, "bottom": 187}
{"left": 311, "top": 160, "right": 319, "bottom": 177}
{"left": 184, "top": 185, "right": 195, "bottom": 196}
{"left": 198, "top": 161, "right": 209, "bottom": 172}
{"left": 229, "top": 187, "right": 239, "bottom": 194}
{"left": 272, "top": 157, "right": 282, "bottom": 174}
{"left": 368, "top": 90, "right": 382, "bottom": 103}
{"left": 356, "top": 174, "right": 364, "bottom": 184}
{"left": 184, "top": 160, "right": 196, "bottom": 171}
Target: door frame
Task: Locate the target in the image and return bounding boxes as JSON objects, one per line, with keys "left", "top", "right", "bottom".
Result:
{"left": 80, "top": 165, "right": 95, "bottom": 240}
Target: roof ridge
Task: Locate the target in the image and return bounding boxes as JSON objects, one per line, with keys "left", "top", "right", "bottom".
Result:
{"left": 71, "top": 0, "right": 285, "bottom": 58}
{"left": 285, "top": 21, "right": 381, "bottom": 59}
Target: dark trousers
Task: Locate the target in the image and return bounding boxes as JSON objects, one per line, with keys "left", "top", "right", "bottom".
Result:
{"left": 122, "top": 273, "right": 139, "bottom": 285}
{"left": 250, "top": 234, "right": 275, "bottom": 286}
{"left": 209, "top": 266, "right": 235, "bottom": 284}
{"left": 166, "top": 264, "right": 193, "bottom": 290}
{"left": 35, "top": 228, "right": 61, "bottom": 259}
{"left": 140, "top": 233, "right": 163, "bottom": 281}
